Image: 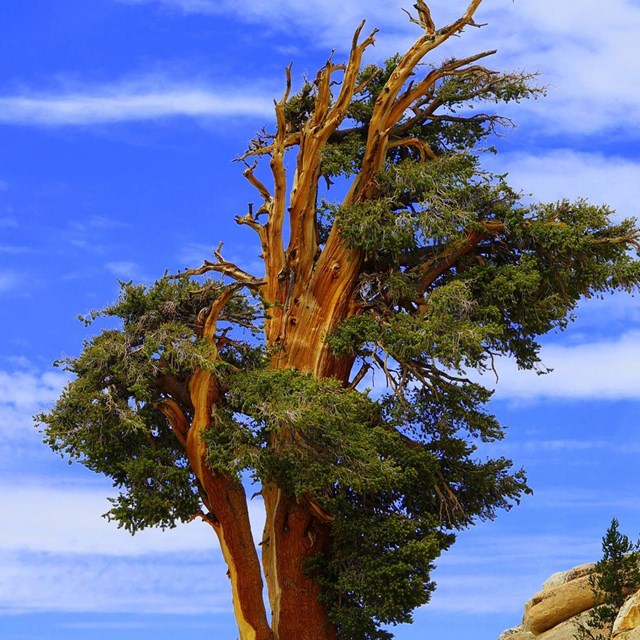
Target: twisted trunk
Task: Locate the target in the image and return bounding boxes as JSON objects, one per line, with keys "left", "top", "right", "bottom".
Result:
{"left": 260, "top": 246, "right": 360, "bottom": 639}
{"left": 187, "top": 371, "right": 273, "bottom": 640}
{"left": 262, "top": 486, "right": 336, "bottom": 640}
{"left": 177, "top": 3, "right": 491, "bottom": 636}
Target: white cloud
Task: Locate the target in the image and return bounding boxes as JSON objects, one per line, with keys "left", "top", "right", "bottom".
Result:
{"left": 511, "top": 438, "right": 640, "bottom": 456}
{"left": 0, "top": 479, "right": 267, "bottom": 614}
{"left": 0, "top": 479, "right": 266, "bottom": 557}
{"left": 0, "top": 271, "right": 21, "bottom": 293}
{"left": 117, "top": 0, "right": 406, "bottom": 36}
{"left": 70, "top": 215, "right": 131, "bottom": 232}
{"left": 0, "top": 550, "right": 232, "bottom": 614}
{"left": 481, "top": 332, "right": 640, "bottom": 401}
{"left": 0, "top": 368, "right": 72, "bottom": 470}
{"left": 0, "top": 369, "right": 69, "bottom": 411}
{"left": 0, "top": 245, "right": 32, "bottom": 254}
{"left": 495, "top": 1, "right": 640, "bottom": 135}
{"left": 0, "top": 1, "right": 634, "bottom": 135}
{"left": 105, "top": 260, "right": 149, "bottom": 281}
{"left": 0, "top": 84, "right": 273, "bottom": 127}
{"left": 530, "top": 488, "right": 640, "bottom": 512}
{"left": 486, "top": 150, "right": 640, "bottom": 221}
{"left": 114, "top": 0, "right": 640, "bottom": 136}
{"left": 0, "top": 483, "right": 215, "bottom": 556}
{"left": 427, "top": 530, "right": 601, "bottom": 614}
{"left": 0, "top": 359, "right": 268, "bottom": 615}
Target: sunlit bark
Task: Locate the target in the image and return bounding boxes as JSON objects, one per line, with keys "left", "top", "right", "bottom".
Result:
{"left": 181, "top": 1, "right": 498, "bottom": 637}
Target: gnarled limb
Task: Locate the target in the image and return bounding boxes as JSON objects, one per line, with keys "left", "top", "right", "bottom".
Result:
{"left": 172, "top": 248, "right": 264, "bottom": 290}
{"left": 262, "top": 486, "right": 336, "bottom": 640}
{"left": 155, "top": 398, "right": 189, "bottom": 448}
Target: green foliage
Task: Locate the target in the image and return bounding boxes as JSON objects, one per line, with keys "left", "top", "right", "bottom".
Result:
{"left": 226, "top": 366, "right": 527, "bottom": 640}
{"left": 574, "top": 519, "right": 640, "bottom": 640}
{"left": 328, "top": 157, "right": 640, "bottom": 377}
{"left": 37, "top": 277, "right": 262, "bottom": 532}
{"left": 36, "top": 36, "right": 640, "bottom": 640}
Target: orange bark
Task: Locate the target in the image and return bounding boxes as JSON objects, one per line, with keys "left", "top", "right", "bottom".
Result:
{"left": 262, "top": 486, "right": 336, "bottom": 640}
{"left": 187, "top": 371, "right": 272, "bottom": 640}
{"left": 172, "top": 3, "right": 493, "bottom": 636}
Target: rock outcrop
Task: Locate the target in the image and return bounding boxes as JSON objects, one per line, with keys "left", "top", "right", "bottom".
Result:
{"left": 499, "top": 563, "right": 640, "bottom": 640}
{"left": 613, "top": 591, "right": 640, "bottom": 640}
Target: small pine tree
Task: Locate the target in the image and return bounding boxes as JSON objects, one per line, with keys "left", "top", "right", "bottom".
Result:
{"left": 575, "top": 518, "right": 640, "bottom": 640}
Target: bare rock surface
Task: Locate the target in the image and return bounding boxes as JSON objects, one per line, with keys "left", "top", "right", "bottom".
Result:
{"left": 541, "top": 564, "right": 595, "bottom": 591}
{"left": 523, "top": 574, "right": 599, "bottom": 635}
{"left": 500, "top": 563, "right": 640, "bottom": 640}
{"left": 613, "top": 591, "right": 640, "bottom": 640}
{"left": 498, "top": 628, "right": 536, "bottom": 640}
{"left": 538, "top": 610, "right": 606, "bottom": 640}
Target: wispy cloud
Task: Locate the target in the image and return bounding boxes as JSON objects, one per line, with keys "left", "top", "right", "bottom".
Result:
{"left": 512, "top": 438, "right": 640, "bottom": 455}
{"left": 0, "top": 271, "right": 21, "bottom": 293}
{"left": 486, "top": 151, "right": 640, "bottom": 221}
{"left": 0, "top": 483, "right": 216, "bottom": 556}
{"left": 530, "top": 488, "right": 640, "bottom": 512}
{"left": 64, "top": 215, "right": 133, "bottom": 256}
{"left": 0, "top": 369, "right": 69, "bottom": 410}
{"left": 105, "top": 261, "right": 149, "bottom": 282}
{"left": 0, "top": 81, "right": 273, "bottom": 127}
{"left": 0, "top": 477, "right": 265, "bottom": 613}
{"left": 427, "top": 530, "right": 601, "bottom": 614}
{"left": 0, "top": 2, "right": 635, "bottom": 134}
{"left": 0, "top": 217, "right": 18, "bottom": 228}
{"left": 70, "top": 215, "right": 132, "bottom": 232}
{"left": 0, "top": 367, "right": 71, "bottom": 464}
{"left": 114, "top": 0, "right": 640, "bottom": 137}
{"left": 0, "top": 550, "right": 232, "bottom": 614}
{"left": 480, "top": 332, "right": 640, "bottom": 401}
{"left": 0, "top": 245, "right": 32, "bottom": 255}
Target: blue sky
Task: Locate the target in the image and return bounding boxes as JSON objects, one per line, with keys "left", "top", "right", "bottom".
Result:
{"left": 1, "top": 1, "right": 640, "bottom": 639}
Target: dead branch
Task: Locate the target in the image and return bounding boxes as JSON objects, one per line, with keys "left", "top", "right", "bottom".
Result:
{"left": 155, "top": 398, "right": 190, "bottom": 448}
{"left": 348, "top": 360, "right": 371, "bottom": 390}
{"left": 388, "top": 137, "right": 436, "bottom": 161}
{"left": 202, "top": 283, "right": 244, "bottom": 344}
{"left": 169, "top": 244, "right": 265, "bottom": 290}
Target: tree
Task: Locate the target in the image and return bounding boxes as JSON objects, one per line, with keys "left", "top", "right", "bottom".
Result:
{"left": 37, "top": 2, "right": 640, "bottom": 639}
{"left": 575, "top": 519, "right": 640, "bottom": 640}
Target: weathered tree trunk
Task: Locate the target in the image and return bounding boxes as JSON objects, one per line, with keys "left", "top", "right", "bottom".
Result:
{"left": 175, "top": 3, "right": 493, "bottom": 636}
{"left": 262, "top": 486, "right": 336, "bottom": 640}
{"left": 261, "top": 271, "right": 359, "bottom": 639}
{"left": 187, "top": 371, "right": 274, "bottom": 640}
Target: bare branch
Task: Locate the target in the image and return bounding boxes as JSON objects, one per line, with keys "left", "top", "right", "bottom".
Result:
{"left": 202, "top": 283, "right": 243, "bottom": 345}
{"left": 171, "top": 259, "right": 264, "bottom": 290}
{"left": 242, "top": 161, "right": 273, "bottom": 204}
{"left": 403, "top": 1, "right": 436, "bottom": 35}
{"left": 436, "top": 0, "right": 485, "bottom": 37}
{"left": 348, "top": 360, "right": 371, "bottom": 390}
{"left": 155, "top": 398, "right": 189, "bottom": 448}
{"left": 388, "top": 137, "right": 436, "bottom": 161}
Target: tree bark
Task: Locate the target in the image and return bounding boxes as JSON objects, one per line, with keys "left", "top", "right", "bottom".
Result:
{"left": 184, "top": 4, "right": 493, "bottom": 636}
{"left": 187, "top": 370, "right": 274, "bottom": 640}
{"left": 262, "top": 485, "right": 336, "bottom": 640}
